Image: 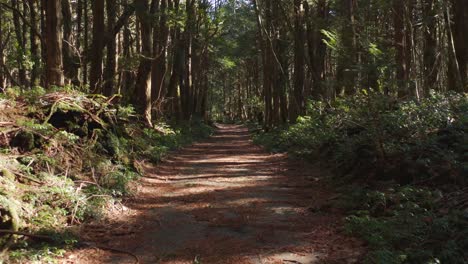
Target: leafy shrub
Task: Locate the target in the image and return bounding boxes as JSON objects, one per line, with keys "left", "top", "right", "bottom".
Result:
{"left": 254, "top": 91, "right": 467, "bottom": 264}
{"left": 255, "top": 91, "right": 467, "bottom": 184}
{"left": 0, "top": 89, "right": 214, "bottom": 262}
{"left": 345, "top": 186, "right": 467, "bottom": 264}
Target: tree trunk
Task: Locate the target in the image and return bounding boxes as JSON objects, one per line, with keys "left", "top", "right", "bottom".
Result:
{"left": 103, "top": 0, "right": 117, "bottom": 96}
{"left": 45, "top": 0, "right": 64, "bottom": 87}
{"left": 83, "top": 0, "right": 89, "bottom": 87}
{"left": 336, "top": 0, "right": 357, "bottom": 96}
{"left": 0, "top": 7, "right": 4, "bottom": 89}
{"left": 448, "top": 0, "right": 467, "bottom": 92}
{"left": 166, "top": 0, "right": 182, "bottom": 120}
{"left": 135, "top": 0, "right": 153, "bottom": 126}
{"left": 28, "top": 0, "right": 40, "bottom": 87}
{"left": 290, "top": 0, "right": 305, "bottom": 122}
{"left": 422, "top": 0, "right": 438, "bottom": 93}
{"left": 11, "top": 0, "right": 27, "bottom": 87}
{"left": 40, "top": 0, "right": 47, "bottom": 87}
{"left": 394, "top": 0, "right": 409, "bottom": 97}
{"left": 151, "top": 0, "right": 169, "bottom": 112}
{"left": 89, "top": 0, "right": 105, "bottom": 92}
{"left": 62, "top": 0, "right": 79, "bottom": 85}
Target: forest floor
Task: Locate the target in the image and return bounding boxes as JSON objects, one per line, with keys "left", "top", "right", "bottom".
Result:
{"left": 63, "top": 124, "right": 364, "bottom": 264}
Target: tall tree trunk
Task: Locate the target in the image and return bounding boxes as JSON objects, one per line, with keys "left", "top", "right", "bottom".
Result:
{"left": 121, "top": 12, "right": 133, "bottom": 96}
{"left": 76, "top": 0, "right": 83, "bottom": 86}
{"left": 103, "top": 0, "right": 117, "bottom": 96}
{"left": 252, "top": 0, "right": 271, "bottom": 129}
{"left": 45, "top": 0, "right": 64, "bottom": 87}
{"left": 28, "top": 0, "right": 40, "bottom": 86}
{"left": 394, "top": 0, "right": 409, "bottom": 97}
{"left": 263, "top": 0, "right": 273, "bottom": 128}
{"left": 166, "top": 0, "right": 182, "bottom": 119}
{"left": 83, "top": 0, "right": 89, "bottom": 87}
{"left": 151, "top": 0, "right": 169, "bottom": 111}
{"left": 405, "top": 0, "right": 415, "bottom": 97}
{"left": 135, "top": 0, "right": 153, "bottom": 126}
{"left": 40, "top": 0, "right": 47, "bottom": 87}
{"left": 447, "top": 0, "right": 467, "bottom": 92}
{"left": 11, "top": 0, "right": 27, "bottom": 87}
{"left": 0, "top": 7, "right": 4, "bottom": 89}
{"left": 62, "top": 0, "right": 79, "bottom": 85}
{"left": 422, "top": 0, "right": 438, "bottom": 93}
{"left": 336, "top": 0, "right": 357, "bottom": 96}
{"left": 181, "top": 0, "right": 195, "bottom": 120}
{"left": 89, "top": 0, "right": 105, "bottom": 92}
{"left": 290, "top": 0, "right": 305, "bottom": 122}
{"left": 305, "top": 0, "right": 328, "bottom": 100}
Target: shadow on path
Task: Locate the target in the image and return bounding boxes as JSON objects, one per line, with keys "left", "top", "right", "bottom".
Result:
{"left": 68, "top": 124, "right": 363, "bottom": 264}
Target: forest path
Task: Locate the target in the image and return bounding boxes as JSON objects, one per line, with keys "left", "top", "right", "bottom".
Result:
{"left": 67, "top": 124, "right": 363, "bottom": 264}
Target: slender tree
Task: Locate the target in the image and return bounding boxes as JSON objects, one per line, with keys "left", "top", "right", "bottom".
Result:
{"left": 89, "top": 0, "right": 105, "bottom": 92}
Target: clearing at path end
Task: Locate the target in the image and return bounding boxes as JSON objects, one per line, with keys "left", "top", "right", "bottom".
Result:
{"left": 67, "top": 124, "right": 363, "bottom": 264}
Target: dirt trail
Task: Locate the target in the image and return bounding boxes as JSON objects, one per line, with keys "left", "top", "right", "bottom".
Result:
{"left": 67, "top": 124, "right": 363, "bottom": 264}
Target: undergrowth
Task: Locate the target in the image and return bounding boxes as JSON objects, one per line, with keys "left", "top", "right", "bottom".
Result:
{"left": 252, "top": 91, "right": 468, "bottom": 263}
{"left": 0, "top": 87, "right": 213, "bottom": 262}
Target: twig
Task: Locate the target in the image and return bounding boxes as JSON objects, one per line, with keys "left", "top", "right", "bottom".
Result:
{"left": 14, "top": 171, "right": 43, "bottom": 185}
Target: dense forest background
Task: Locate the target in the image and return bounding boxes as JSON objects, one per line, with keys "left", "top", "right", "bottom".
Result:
{"left": 0, "top": 0, "right": 466, "bottom": 124}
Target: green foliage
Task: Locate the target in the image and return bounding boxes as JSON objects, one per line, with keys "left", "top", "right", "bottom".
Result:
{"left": 254, "top": 91, "right": 467, "bottom": 263}
{"left": 0, "top": 89, "right": 214, "bottom": 262}
{"left": 345, "top": 186, "right": 467, "bottom": 264}
{"left": 255, "top": 92, "right": 467, "bottom": 183}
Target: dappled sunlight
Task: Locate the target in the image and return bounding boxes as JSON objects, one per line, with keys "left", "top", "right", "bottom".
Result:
{"left": 69, "top": 125, "right": 363, "bottom": 263}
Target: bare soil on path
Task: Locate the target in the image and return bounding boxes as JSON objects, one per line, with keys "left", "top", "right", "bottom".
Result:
{"left": 66, "top": 124, "right": 363, "bottom": 264}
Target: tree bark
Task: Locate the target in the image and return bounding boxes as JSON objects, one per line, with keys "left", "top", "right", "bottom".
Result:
{"left": 83, "top": 0, "right": 89, "bottom": 87}
{"left": 448, "top": 0, "right": 467, "bottom": 92}
{"left": 90, "top": 0, "right": 105, "bottom": 92}
{"left": 394, "top": 0, "right": 409, "bottom": 97}
{"left": 290, "top": 0, "right": 305, "bottom": 122}
{"left": 336, "top": 0, "right": 357, "bottom": 96}
{"left": 422, "top": 0, "right": 438, "bottom": 93}
{"left": 103, "top": 0, "right": 117, "bottom": 96}
{"left": 45, "top": 0, "right": 64, "bottom": 87}
{"left": 135, "top": 0, "right": 153, "bottom": 126}
{"left": 151, "top": 0, "right": 169, "bottom": 111}
{"left": 62, "top": 0, "right": 79, "bottom": 85}
{"left": 11, "top": 0, "right": 27, "bottom": 87}
{"left": 28, "top": 0, "right": 40, "bottom": 87}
